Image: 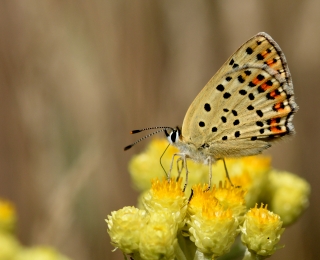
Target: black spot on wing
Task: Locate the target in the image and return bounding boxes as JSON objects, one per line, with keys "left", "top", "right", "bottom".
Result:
{"left": 256, "top": 121, "right": 264, "bottom": 127}
{"left": 257, "top": 53, "right": 264, "bottom": 60}
{"left": 248, "top": 81, "right": 256, "bottom": 87}
{"left": 199, "top": 121, "right": 205, "bottom": 127}
{"left": 238, "top": 75, "right": 245, "bottom": 83}
{"left": 266, "top": 80, "right": 273, "bottom": 86}
{"left": 239, "top": 90, "right": 247, "bottom": 95}
{"left": 256, "top": 110, "right": 263, "bottom": 117}
{"left": 246, "top": 47, "right": 253, "bottom": 54}
{"left": 223, "top": 92, "right": 231, "bottom": 99}
{"left": 216, "top": 84, "right": 224, "bottom": 91}
{"left": 204, "top": 103, "right": 211, "bottom": 112}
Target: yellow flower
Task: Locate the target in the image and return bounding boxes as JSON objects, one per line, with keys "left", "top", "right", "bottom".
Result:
{"left": 264, "top": 170, "right": 310, "bottom": 226}
{"left": 0, "top": 199, "right": 17, "bottom": 233}
{"left": 187, "top": 185, "right": 240, "bottom": 258}
{"left": 240, "top": 204, "right": 284, "bottom": 257}
{"left": 106, "top": 206, "right": 149, "bottom": 254}
{"left": 212, "top": 181, "right": 247, "bottom": 221}
{"left": 139, "top": 211, "right": 178, "bottom": 260}
{"left": 141, "top": 178, "right": 188, "bottom": 229}
{"left": 187, "top": 184, "right": 215, "bottom": 215}
{"left": 107, "top": 184, "right": 182, "bottom": 260}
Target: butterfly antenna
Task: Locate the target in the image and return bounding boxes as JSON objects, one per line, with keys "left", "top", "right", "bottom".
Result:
{"left": 130, "top": 126, "right": 173, "bottom": 134}
{"left": 124, "top": 127, "right": 173, "bottom": 151}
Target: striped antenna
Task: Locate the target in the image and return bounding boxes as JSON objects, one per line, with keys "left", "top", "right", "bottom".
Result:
{"left": 124, "top": 127, "right": 173, "bottom": 151}
{"left": 130, "top": 126, "right": 174, "bottom": 134}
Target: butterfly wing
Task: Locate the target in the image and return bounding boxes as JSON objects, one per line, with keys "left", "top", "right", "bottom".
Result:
{"left": 181, "top": 32, "right": 298, "bottom": 158}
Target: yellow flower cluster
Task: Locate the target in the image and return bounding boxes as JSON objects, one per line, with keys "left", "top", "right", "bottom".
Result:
{"left": 107, "top": 178, "right": 187, "bottom": 260}
{"left": 0, "top": 198, "right": 70, "bottom": 260}
{"left": 107, "top": 139, "right": 310, "bottom": 259}
{"left": 130, "top": 139, "right": 310, "bottom": 226}
{"left": 107, "top": 177, "right": 287, "bottom": 259}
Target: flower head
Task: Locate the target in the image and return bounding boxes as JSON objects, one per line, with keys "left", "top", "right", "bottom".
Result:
{"left": 187, "top": 184, "right": 240, "bottom": 257}
{"left": 263, "top": 170, "right": 310, "bottom": 226}
{"left": 106, "top": 206, "right": 149, "bottom": 254}
{"left": 142, "top": 178, "right": 188, "bottom": 229}
{"left": 212, "top": 181, "right": 247, "bottom": 221}
{"left": 240, "top": 204, "right": 284, "bottom": 257}
{"left": 139, "top": 211, "right": 178, "bottom": 260}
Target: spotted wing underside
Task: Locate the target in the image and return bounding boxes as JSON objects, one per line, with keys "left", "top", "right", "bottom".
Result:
{"left": 181, "top": 32, "right": 298, "bottom": 150}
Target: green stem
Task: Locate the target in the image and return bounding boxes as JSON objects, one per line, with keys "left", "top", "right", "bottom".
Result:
{"left": 177, "top": 234, "right": 196, "bottom": 260}
{"left": 175, "top": 240, "right": 187, "bottom": 260}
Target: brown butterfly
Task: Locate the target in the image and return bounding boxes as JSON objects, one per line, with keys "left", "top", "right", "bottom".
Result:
{"left": 125, "top": 32, "right": 298, "bottom": 190}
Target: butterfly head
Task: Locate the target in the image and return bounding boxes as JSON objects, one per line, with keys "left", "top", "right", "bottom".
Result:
{"left": 164, "top": 126, "right": 181, "bottom": 145}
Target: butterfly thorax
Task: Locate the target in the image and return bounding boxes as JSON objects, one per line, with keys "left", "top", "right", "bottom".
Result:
{"left": 166, "top": 128, "right": 216, "bottom": 164}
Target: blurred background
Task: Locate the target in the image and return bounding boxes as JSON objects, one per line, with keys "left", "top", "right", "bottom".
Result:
{"left": 0, "top": 1, "right": 319, "bottom": 259}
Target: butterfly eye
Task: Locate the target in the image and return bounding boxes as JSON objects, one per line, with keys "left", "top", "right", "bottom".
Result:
{"left": 170, "top": 131, "right": 177, "bottom": 143}
{"left": 167, "top": 130, "right": 179, "bottom": 144}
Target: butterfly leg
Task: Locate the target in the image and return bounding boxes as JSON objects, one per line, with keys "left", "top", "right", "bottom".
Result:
{"left": 169, "top": 153, "right": 189, "bottom": 191}
{"left": 222, "top": 158, "right": 234, "bottom": 187}
{"left": 169, "top": 153, "right": 184, "bottom": 181}
{"left": 176, "top": 157, "right": 185, "bottom": 182}
{"left": 182, "top": 154, "right": 189, "bottom": 192}
{"left": 206, "top": 157, "right": 212, "bottom": 191}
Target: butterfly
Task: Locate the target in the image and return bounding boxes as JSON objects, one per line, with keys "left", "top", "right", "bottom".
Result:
{"left": 125, "top": 32, "right": 298, "bottom": 189}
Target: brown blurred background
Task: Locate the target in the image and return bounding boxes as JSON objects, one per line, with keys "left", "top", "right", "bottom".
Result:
{"left": 0, "top": 1, "right": 318, "bottom": 259}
